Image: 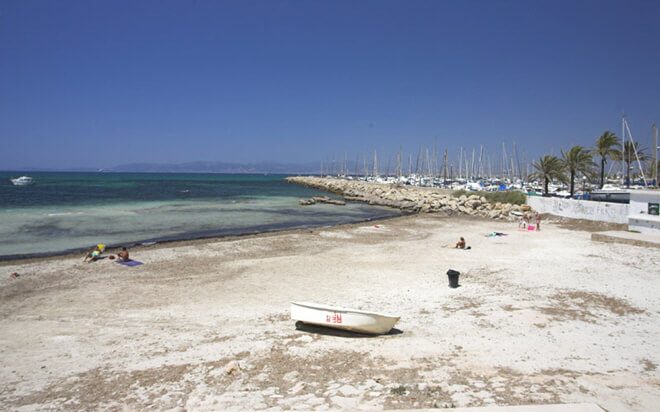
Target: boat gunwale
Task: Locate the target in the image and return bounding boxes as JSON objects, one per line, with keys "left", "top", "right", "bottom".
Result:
{"left": 291, "top": 301, "right": 400, "bottom": 320}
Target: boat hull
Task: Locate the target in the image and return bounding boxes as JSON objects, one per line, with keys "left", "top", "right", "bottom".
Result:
{"left": 290, "top": 301, "right": 400, "bottom": 335}
{"left": 10, "top": 176, "right": 35, "bottom": 185}
{"left": 589, "top": 189, "right": 630, "bottom": 204}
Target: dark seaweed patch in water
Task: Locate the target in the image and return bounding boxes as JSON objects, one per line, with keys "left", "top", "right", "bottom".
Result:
{"left": 20, "top": 222, "right": 78, "bottom": 238}
{"left": 133, "top": 217, "right": 377, "bottom": 244}
{"left": 19, "top": 219, "right": 132, "bottom": 239}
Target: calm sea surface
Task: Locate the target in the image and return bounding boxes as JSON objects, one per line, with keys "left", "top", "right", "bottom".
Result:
{"left": 0, "top": 172, "right": 401, "bottom": 259}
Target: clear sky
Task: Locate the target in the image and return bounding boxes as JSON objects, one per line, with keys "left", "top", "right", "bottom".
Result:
{"left": 1, "top": 0, "right": 659, "bottom": 170}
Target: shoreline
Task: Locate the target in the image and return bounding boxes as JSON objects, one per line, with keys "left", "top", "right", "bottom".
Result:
{"left": 2, "top": 173, "right": 403, "bottom": 261}
{"left": 0, "top": 212, "right": 413, "bottom": 264}
{"left": 0, "top": 211, "right": 626, "bottom": 266}
{"left": 3, "top": 175, "right": 532, "bottom": 262}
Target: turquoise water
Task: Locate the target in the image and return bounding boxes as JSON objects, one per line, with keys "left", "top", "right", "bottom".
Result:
{"left": 0, "top": 172, "right": 401, "bottom": 259}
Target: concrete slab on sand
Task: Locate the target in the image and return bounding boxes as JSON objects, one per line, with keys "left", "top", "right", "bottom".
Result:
{"left": 591, "top": 230, "right": 660, "bottom": 248}
{"left": 385, "top": 403, "right": 605, "bottom": 412}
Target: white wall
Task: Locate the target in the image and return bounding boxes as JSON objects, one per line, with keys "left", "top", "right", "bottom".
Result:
{"left": 526, "top": 196, "right": 629, "bottom": 224}
{"left": 628, "top": 190, "right": 660, "bottom": 233}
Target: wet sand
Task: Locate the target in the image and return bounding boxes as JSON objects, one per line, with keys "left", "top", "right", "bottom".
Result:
{"left": 0, "top": 214, "right": 658, "bottom": 411}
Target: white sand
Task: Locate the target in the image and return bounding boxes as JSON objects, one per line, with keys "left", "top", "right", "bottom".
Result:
{"left": 0, "top": 214, "right": 658, "bottom": 411}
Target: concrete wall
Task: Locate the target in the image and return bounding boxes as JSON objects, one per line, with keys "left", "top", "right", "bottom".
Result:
{"left": 526, "top": 196, "right": 629, "bottom": 224}
{"left": 628, "top": 190, "right": 660, "bottom": 233}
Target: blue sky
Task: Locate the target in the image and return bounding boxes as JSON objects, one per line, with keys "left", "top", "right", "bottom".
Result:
{"left": 1, "top": 0, "right": 659, "bottom": 170}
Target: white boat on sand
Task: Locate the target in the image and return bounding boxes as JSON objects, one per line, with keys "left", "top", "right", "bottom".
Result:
{"left": 291, "top": 301, "right": 400, "bottom": 335}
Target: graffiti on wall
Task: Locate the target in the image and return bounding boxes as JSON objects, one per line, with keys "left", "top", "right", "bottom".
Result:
{"left": 526, "top": 197, "right": 629, "bottom": 224}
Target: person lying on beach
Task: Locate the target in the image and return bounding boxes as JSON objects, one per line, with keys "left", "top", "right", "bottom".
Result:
{"left": 83, "top": 245, "right": 103, "bottom": 262}
{"left": 117, "top": 247, "right": 130, "bottom": 262}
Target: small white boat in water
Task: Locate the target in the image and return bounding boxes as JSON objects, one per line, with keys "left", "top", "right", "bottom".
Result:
{"left": 10, "top": 176, "right": 35, "bottom": 185}
{"left": 291, "top": 301, "right": 400, "bottom": 335}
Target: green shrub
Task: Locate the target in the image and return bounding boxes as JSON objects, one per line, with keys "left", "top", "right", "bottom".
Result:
{"left": 452, "top": 189, "right": 526, "bottom": 205}
{"left": 390, "top": 385, "right": 407, "bottom": 395}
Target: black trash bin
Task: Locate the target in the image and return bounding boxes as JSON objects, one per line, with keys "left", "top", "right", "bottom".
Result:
{"left": 446, "top": 269, "right": 460, "bottom": 288}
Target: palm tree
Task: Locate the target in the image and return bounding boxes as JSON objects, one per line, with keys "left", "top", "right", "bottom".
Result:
{"left": 561, "top": 146, "right": 595, "bottom": 198}
{"left": 647, "top": 159, "right": 660, "bottom": 186}
{"left": 593, "top": 131, "right": 622, "bottom": 188}
{"left": 530, "top": 155, "right": 563, "bottom": 196}
{"left": 622, "top": 141, "right": 648, "bottom": 187}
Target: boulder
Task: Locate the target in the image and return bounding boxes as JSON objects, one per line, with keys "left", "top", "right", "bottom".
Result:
{"left": 488, "top": 210, "right": 501, "bottom": 219}
{"left": 225, "top": 361, "right": 240, "bottom": 375}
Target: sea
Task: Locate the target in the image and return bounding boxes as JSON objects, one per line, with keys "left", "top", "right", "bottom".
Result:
{"left": 0, "top": 172, "right": 402, "bottom": 259}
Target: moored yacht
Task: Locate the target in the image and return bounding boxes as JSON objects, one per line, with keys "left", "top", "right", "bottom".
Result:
{"left": 589, "top": 184, "right": 630, "bottom": 203}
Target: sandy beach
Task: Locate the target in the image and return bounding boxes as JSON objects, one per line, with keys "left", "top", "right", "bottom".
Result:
{"left": 1, "top": 214, "right": 658, "bottom": 411}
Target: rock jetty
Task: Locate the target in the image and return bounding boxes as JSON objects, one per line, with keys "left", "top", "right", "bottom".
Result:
{"left": 285, "top": 176, "right": 527, "bottom": 220}
{"left": 299, "top": 196, "right": 346, "bottom": 206}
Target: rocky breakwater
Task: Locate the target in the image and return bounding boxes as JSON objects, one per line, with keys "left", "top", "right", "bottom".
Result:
{"left": 299, "top": 196, "right": 346, "bottom": 206}
{"left": 285, "top": 176, "right": 527, "bottom": 220}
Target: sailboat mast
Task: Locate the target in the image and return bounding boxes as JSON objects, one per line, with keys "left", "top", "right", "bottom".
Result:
{"left": 458, "top": 148, "right": 463, "bottom": 180}
{"left": 512, "top": 141, "right": 520, "bottom": 181}
{"left": 465, "top": 150, "right": 469, "bottom": 180}
{"left": 501, "top": 142, "right": 507, "bottom": 180}
{"left": 433, "top": 137, "right": 438, "bottom": 177}
{"left": 425, "top": 148, "right": 431, "bottom": 177}
{"left": 510, "top": 155, "right": 514, "bottom": 181}
{"left": 622, "top": 116, "right": 648, "bottom": 186}
{"left": 654, "top": 124, "right": 658, "bottom": 187}
{"left": 622, "top": 115, "right": 626, "bottom": 178}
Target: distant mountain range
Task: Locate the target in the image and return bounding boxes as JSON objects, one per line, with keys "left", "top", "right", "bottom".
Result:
{"left": 107, "top": 161, "right": 321, "bottom": 174}
{"left": 3, "top": 161, "right": 323, "bottom": 174}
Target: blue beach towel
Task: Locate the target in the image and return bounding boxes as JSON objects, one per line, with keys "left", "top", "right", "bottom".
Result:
{"left": 116, "top": 260, "right": 143, "bottom": 266}
{"left": 484, "top": 232, "right": 508, "bottom": 237}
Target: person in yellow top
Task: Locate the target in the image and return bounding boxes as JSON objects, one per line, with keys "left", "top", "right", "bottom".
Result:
{"left": 83, "top": 244, "right": 104, "bottom": 262}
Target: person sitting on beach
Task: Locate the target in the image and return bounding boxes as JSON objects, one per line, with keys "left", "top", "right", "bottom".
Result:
{"left": 83, "top": 245, "right": 102, "bottom": 262}
{"left": 117, "top": 247, "right": 129, "bottom": 262}
{"left": 455, "top": 237, "right": 466, "bottom": 249}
